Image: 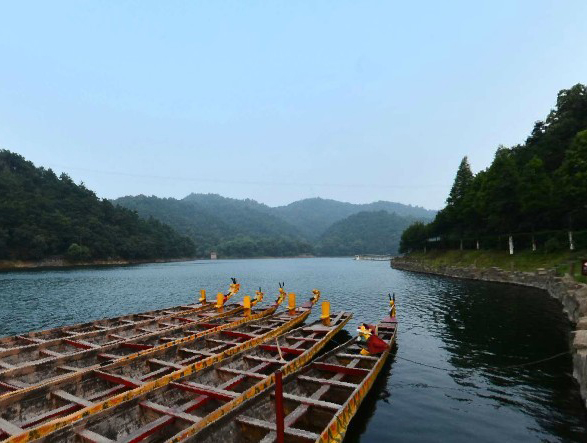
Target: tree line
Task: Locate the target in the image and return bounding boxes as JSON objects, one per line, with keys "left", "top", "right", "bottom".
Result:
{"left": 0, "top": 151, "right": 195, "bottom": 261}
{"left": 401, "top": 84, "right": 587, "bottom": 253}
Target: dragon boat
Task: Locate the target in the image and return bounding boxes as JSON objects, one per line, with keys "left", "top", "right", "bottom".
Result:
{"left": 19, "top": 307, "right": 351, "bottom": 443}
{"left": 0, "top": 279, "right": 242, "bottom": 369}
{"left": 0, "top": 288, "right": 323, "bottom": 443}
{"left": 166, "top": 296, "right": 397, "bottom": 443}
{"left": 0, "top": 286, "right": 280, "bottom": 398}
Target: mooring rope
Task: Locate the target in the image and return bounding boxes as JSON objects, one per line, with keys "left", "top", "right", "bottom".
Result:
{"left": 395, "top": 350, "right": 572, "bottom": 372}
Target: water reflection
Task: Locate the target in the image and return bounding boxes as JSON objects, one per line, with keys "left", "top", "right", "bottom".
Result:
{"left": 0, "top": 258, "right": 585, "bottom": 442}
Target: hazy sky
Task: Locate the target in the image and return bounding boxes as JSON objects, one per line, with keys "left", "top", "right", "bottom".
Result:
{"left": 1, "top": 1, "right": 586, "bottom": 209}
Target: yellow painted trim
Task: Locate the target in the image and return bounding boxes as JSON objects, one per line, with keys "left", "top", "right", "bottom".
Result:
{"left": 4, "top": 306, "right": 310, "bottom": 443}
{"left": 165, "top": 311, "right": 352, "bottom": 443}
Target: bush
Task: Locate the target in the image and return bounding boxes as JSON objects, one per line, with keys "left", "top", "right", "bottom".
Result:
{"left": 66, "top": 243, "right": 91, "bottom": 261}
{"left": 544, "top": 237, "right": 563, "bottom": 253}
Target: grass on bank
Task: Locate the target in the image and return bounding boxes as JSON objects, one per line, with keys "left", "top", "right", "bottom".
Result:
{"left": 407, "top": 249, "right": 587, "bottom": 284}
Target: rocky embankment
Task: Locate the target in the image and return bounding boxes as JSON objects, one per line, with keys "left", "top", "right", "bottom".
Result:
{"left": 391, "top": 256, "right": 587, "bottom": 405}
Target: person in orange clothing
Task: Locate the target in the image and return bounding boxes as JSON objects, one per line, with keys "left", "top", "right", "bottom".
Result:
{"left": 357, "top": 323, "right": 389, "bottom": 355}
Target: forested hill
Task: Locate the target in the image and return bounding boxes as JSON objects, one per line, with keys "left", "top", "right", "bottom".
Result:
{"left": 113, "top": 194, "right": 312, "bottom": 258}
{"left": 273, "top": 197, "right": 435, "bottom": 240}
{"left": 0, "top": 151, "right": 195, "bottom": 262}
{"left": 317, "top": 211, "right": 414, "bottom": 256}
{"left": 114, "top": 194, "right": 433, "bottom": 257}
{"left": 401, "top": 83, "right": 587, "bottom": 253}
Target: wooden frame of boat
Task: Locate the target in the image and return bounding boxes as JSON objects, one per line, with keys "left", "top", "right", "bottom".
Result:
{"left": 22, "top": 310, "right": 351, "bottom": 443}
{"left": 0, "top": 304, "right": 291, "bottom": 436}
{"left": 171, "top": 313, "right": 397, "bottom": 443}
{"left": 0, "top": 294, "right": 321, "bottom": 443}
{"left": 0, "top": 302, "right": 243, "bottom": 372}
{"left": 0, "top": 280, "right": 241, "bottom": 352}
{"left": 0, "top": 292, "right": 280, "bottom": 398}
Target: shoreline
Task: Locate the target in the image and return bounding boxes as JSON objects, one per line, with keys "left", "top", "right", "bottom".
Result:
{"left": 0, "top": 254, "right": 333, "bottom": 272}
{"left": 0, "top": 257, "right": 196, "bottom": 272}
{"left": 391, "top": 255, "right": 587, "bottom": 408}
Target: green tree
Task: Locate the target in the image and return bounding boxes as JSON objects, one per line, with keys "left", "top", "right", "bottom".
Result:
{"left": 399, "top": 221, "right": 428, "bottom": 253}
{"left": 65, "top": 243, "right": 91, "bottom": 261}
{"left": 445, "top": 156, "right": 474, "bottom": 249}
{"left": 555, "top": 130, "right": 587, "bottom": 244}
{"left": 519, "top": 156, "right": 552, "bottom": 249}
{"left": 482, "top": 146, "right": 520, "bottom": 235}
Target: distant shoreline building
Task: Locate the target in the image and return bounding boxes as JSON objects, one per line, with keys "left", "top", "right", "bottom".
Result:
{"left": 210, "top": 251, "right": 218, "bottom": 260}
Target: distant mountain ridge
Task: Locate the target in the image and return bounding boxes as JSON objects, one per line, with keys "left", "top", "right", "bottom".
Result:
{"left": 112, "top": 193, "right": 435, "bottom": 257}
{"left": 317, "top": 210, "right": 415, "bottom": 256}
{"left": 273, "top": 197, "right": 435, "bottom": 240}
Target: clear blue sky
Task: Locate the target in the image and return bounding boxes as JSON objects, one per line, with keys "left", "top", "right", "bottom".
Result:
{"left": 1, "top": 1, "right": 586, "bottom": 209}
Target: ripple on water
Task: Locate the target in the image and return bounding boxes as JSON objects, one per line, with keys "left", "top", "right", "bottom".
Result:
{"left": 0, "top": 258, "right": 586, "bottom": 442}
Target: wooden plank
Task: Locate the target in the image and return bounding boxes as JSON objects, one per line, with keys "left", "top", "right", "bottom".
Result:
{"left": 119, "top": 415, "right": 173, "bottom": 443}
{"left": 0, "top": 381, "right": 19, "bottom": 392}
{"left": 148, "top": 358, "right": 184, "bottom": 370}
{"left": 3, "top": 379, "right": 30, "bottom": 389}
{"left": 97, "top": 353, "right": 119, "bottom": 360}
{"left": 171, "top": 317, "right": 198, "bottom": 323}
{"left": 196, "top": 323, "right": 219, "bottom": 329}
{"left": 217, "top": 367, "right": 266, "bottom": 380}
{"left": 236, "top": 417, "right": 319, "bottom": 441}
{"left": 336, "top": 353, "right": 378, "bottom": 361}
{"left": 312, "top": 362, "right": 369, "bottom": 377}
{"left": 221, "top": 330, "right": 257, "bottom": 340}
{"left": 16, "top": 336, "right": 44, "bottom": 344}
{"left": 259, "top": 344, "right": 304, "bottom": 356}
{"left": 53, "top": 390, "right": 95, "bottom": 408}
{"left": 139, "top": 401, "right": 200, "bottom": 423}
{"left": 285, "top": 336, "right": 319, "bottom": 343}
{"left": 171, "top": 382, "right": 238, "bottom": 401}
{"left": 0, "top": 417, "right": 24, "bottom": 436}
{"left": 298, "top": 375, "right": 358, "bottom": 389}
{"left": 157, "top": 337, "right": 179, "bottom": 343}
{"left": 0, "top": 361, "right": 15, "bottom": 370}
{"left": 87, "top": 385, "right": 128, "bottom": 402}
{"left": 140, "top": 367, "right": 172, "bottom": 381}
{"left": 120, "top": 343, "right": 153, "bottom": 351}
{"left": 20, "top": 403, "right": 80, "bottom": 429}
{"left": 329, "top": 311, "right": 346, "bottom": 325}
{"left": 40, "top": 349, "right": 63, "bottom": 357}
{"left": 205, "top": 338, "right": 236, "bottom": 346}
{"left": 179, "top": 348, "right": 216, "bottom": 357}
{"left": 65, "top": 339, "right": 101, "bottom": 349}
{"left": 279, "top": 393, "right": 340, "bottom": 411}
{"left": 285, "top": 357, "right": 361, "bottom": 429}
{"left": 58, "top": 365, "right": 84, "bottom": 373}
{"left": 77, "top": 429, "right": 115, "bottom": 442}
{"left": 243, "top": 355, "right": 284, "bottom": 365}
{"left": 94, "top": 371, "right": 142, "bottom": 388}
{"left": 108, "top": 334, "right": 125, "bottom": 340}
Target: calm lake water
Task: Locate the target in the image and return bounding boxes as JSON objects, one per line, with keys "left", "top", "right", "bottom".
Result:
{"left": 1, "top": 257, "right": 585, "bottom": 442}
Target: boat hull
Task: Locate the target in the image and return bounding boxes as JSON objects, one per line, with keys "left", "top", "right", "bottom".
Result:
{"left": 1, "top": 306, "right": 315, "bottom": 443}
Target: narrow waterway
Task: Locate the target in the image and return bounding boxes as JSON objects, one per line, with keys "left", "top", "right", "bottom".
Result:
{"left": 0, "top": 258, "right": 585, "bottom": 442}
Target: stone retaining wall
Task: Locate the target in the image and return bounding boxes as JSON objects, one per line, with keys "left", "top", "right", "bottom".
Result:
{"left": 391, "top": 256, "right": 587, "bottom": 405}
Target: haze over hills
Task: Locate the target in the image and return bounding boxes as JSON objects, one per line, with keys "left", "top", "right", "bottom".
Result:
{"left": 317, "top": 211, "right": 415, "bottom": 256}
{"left": 113, "top": 193, "right": 435, "bottom": 257}
{"left": 273, "top": 197, "right": 435, "bottom": 240}
{"left": 0, "top": 148, "right": 436, "bottom": 262}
